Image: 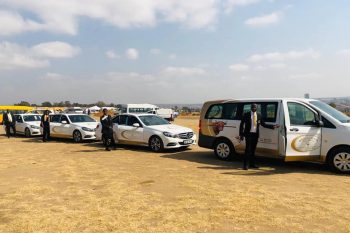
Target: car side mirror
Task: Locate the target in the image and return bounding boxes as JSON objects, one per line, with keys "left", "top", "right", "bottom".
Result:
{"left": 61, "top": 120, "right": 68, "bottom": 124}
{"left": 133, "top": 123, "right": 140, "bottom": 127}
{"left": 317, "top": 120, "right": 324, "bottom": 127}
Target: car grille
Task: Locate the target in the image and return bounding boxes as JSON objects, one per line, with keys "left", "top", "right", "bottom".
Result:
{"left": 179, "top": 132, "right": 194, "bottom": 139}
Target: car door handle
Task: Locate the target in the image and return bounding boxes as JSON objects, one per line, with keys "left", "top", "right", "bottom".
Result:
{"left": 290, "top": 128, "right": 299, "bottom": 132}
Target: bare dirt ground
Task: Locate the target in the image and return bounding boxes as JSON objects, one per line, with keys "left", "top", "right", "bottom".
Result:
{"left": 0, "top": 117, "right": 349, "bottom": 233}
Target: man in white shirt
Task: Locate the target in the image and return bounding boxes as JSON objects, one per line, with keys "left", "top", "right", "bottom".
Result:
{"left": 3, "top": 110, "right": 16, "bottom": 138}
{"left": 239, "top": 104, "right": 279, "bottom": 170}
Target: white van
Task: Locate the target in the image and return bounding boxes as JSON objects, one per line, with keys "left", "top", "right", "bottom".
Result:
{"left": 198, "top": 98, "right": 350, "bottom": 174}
{"left": 120, "top": 104, "right": 159, "bottom": 114}
{"left": 148, "top": 108, "right": 174, "bottom": 121}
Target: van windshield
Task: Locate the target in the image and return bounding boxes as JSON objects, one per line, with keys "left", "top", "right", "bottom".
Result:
{"left": 309, "top": 101, "right": 350, "bottom": 123}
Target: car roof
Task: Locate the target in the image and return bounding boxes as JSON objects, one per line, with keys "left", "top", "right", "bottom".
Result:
{"left": 205, "top": 98, "right": 319, "bottom": 103}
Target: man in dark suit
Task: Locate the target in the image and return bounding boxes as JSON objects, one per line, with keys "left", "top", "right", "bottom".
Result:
{"left": 3, "top": 110, "right": 16, "bottom": 138}
{"left": 100, "top": 108, "right": 117, "bottom": 151}
{"left": 239, "top": 103, "right": 279, "bottom": 170}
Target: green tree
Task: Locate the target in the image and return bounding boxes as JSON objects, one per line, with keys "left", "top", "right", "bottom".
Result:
{"left": 329, "top": 102, "right": 337, "bottom": 108}
{"left": 15, "top": 101, "right": 31, "bottom": 106}
{"left": 41, "top": 101, "right": 53, "bottom": 107}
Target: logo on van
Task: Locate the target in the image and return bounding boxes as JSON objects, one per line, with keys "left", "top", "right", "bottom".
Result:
{"left": 291, "top": 135, "right": 321, "bottom": 152}
{"left": 212, "top": 121, "right": 226, "bottom": 135}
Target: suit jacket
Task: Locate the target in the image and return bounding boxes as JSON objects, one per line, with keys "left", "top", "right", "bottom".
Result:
{"left": 100, "top": 115, "right": 113, "bottom": 135}
{"left": 41, "top": 114, "right": 50, "bottom": 127}
{"left": 3, "top": 112, "right": 15, "bottom": 125}
{"left": 239, "top": 112, "right": 274, "bottom": 137}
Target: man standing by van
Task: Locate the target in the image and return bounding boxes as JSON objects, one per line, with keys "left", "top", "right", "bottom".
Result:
{"left": 100, "top": 108, "right": 117, "bottom": 151}
{"left": 3, "top": 110, "right": 16, "bottom": 138}
{"left": 239, "top": 104, "right": 279, "bottom": 170}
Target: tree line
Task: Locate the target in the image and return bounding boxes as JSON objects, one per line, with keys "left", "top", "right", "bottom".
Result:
{"left": 14, "top": 101, "right": 118, "bottom": 108}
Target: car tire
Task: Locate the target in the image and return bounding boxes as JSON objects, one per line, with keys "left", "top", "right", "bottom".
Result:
{"left": 327, "top": 147, "right": 350, "bottom": 174}
{"left": 73, "top": 130, "right": 83, "bottom": 143}
{"left": 214, "top": 139, "right": 235, "bottom": 160}
{"left": 149, "top": 136, "right": 164, "bottom": 152}
{"left": 25, "top": 128, "right": 31, "bottom": 137}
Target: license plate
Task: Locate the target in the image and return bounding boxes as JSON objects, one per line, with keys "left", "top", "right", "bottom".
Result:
{"left": 183, "top": 139, "right": 193, "bottom": 145}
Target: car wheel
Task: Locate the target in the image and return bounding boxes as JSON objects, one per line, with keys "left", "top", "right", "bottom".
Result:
{"left": 25, "top": 128, "right": 31, "bottom": 137}
{"left": 214, "top": 139, "right": 235, "bottom": 160}
{"left": 328, "top": 147, "right": 350, "bottom": 174}
{"left": 149, "top": 136, "right": 164, "bottom": 152}
{"left": 73, "top": 130, "right": 83, "bottom": 143}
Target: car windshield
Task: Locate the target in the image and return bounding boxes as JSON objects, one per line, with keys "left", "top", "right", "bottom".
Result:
{"left": 68, "top": 115, "right": 96, "bottom": 123}
{"left": 309, "top": 100, "right": 350, "bottom": 123}
{"left": 139, "top": 115, "right": 170, "bottom": 126}
{"left": 23, "top": 115, "right": 41, "bottom": 122}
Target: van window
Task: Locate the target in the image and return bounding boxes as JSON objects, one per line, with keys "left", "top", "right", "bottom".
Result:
{"left": 205, "top": 104, "right": 223, "bottom": 119}
{"left": 243, "top": 104, "right": 262, "bottom": 115}
{"left": 223, "top": 103, "right": 239, "bottom": 120}
{"left": 241, "top": 102, "right": 277, "bottom": 122}
{"left": 288, "top": 102, "right": 317, "bottom": 126}
{"left": 51, "top": 115, "right": 61, "bottom": 123}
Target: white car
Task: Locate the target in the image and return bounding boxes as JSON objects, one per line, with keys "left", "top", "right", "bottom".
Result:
{"left": 49, "top": 114, "right": 98, "bottom": 142}
{"left": 14, "top": 114, "right": 42, "bottom": 137}
{"left": 95, "top": 113, "right": 197, "bottom": 151}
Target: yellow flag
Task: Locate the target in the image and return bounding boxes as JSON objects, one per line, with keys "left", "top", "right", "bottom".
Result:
{"left": 253, "top": 112, "right": 257, "bottom": 127}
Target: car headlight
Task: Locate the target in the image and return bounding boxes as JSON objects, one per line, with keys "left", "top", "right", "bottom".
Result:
{"left": 163, "top": 132, "right": 179, "bottom": 138}
{"left": 30, "top": 125, "right": 40, "bottom": 129}
{"left": 82, "top": 127, "right": 94, "bottom": 132}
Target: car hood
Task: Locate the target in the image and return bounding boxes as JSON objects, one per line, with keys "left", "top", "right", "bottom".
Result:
{"left": 72, "top": 122, "right": 98, "bottom": 128}
{"left": 147, "top": 124, "right": 193, "bottom": 134}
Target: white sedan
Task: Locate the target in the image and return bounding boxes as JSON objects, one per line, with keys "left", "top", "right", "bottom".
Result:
{"left": 14, "top": 114, "right": 42, "bottom": 137}
{"left": 95, "top": 114, "right": 197, "bottom": 152}
{"left": 49, "top": 114, "right": 98, "bottom": 142}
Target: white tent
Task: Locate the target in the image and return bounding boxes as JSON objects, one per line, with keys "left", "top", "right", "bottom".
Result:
{"left": 88, "top": 106, "right": 101, "bottom": 112}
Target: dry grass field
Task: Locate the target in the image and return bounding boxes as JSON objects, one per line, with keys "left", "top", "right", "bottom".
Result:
{"left": 0, "top": 117, "right": 349, "bottom": 233}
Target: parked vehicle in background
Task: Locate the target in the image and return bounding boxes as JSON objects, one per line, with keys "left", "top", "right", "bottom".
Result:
{"left": 95, "top": 113, "right": 196, "bottom": 152}
{"left": 0, "top": 106, "right": 34, "bottom": 124}
{"left": 14, "top": 114, "right": 42, "bottom": 137}
{"left": 119, "top": 104, "right": 159, "bottom": 114}
{"left": 49, "top": 114, "right": 98, "bottom": 142}
{"left": 65, "top": 107, "right": 84, "bottom": 114}
{"left": 199, "top": 98, "right": 350, "bottom": 174}
{"left": 148, "top": 108, "right": 175, "bottom": 121}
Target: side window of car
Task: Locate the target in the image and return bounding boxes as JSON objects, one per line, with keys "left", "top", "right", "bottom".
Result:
{"left": 61, "top": 115, "right": 69, "bottom": 123}
{"left": 205, "top": 104, "right": 223, "bottom": 119}
{"left": 16, "top": 115, "right": 23, "bottom": 123}
{"left": 223, "top": 103, "right": 239, "bottom": 120}
{"left": 112, "top": 116, "right": 120, "bottom": 124}
{"left": 127, "top": 116, "right": 140, "bottom": 126}
{"left": 288, "top": 102, "right": 317, "bottom": 126}
{"left": 119, "top": 115, "right": 127, "bottom": 125}
{"left": 51, "top": 115, "right": 61, "bottom": 123}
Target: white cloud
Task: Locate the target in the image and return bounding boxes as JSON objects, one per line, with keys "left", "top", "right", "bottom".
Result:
{"left": 254, "top": 63, "right": 287, "bottom": 70}
{"left": 0, "top": 42, "right": 49, "bottom": 70}
{"left": 161, "top": 66, "right": 206, "bottom": 76}
{"left": 40, "top": 72, "right": 69, "bottom": 81}
{"left": 150, "top": 48, "right": 162, "bottom": 55}
{"left": 0, "top": 41, "right": 80, "bottom": 70}
{"left": 0, "top": 10, "right": 45, "bottom": 36}
{"left": 125, "top": 48, "right": 139, "bottom": 60}
{"left": 229, "top": 63, "right": 250, "bottom": 71}
{"left": 245, "top": 12, "right": 281, "bottom": 27}
{"left": 0, "top": 0, "right": 221, "bottom": 35}
{"left": 288, "top": 73, "right": 322, "bottom": 80}
{"left": 225, "top": 0, "right": 260, "bottom": 13}
{"left": 169, "top": 53, "right": 177, "bottom": 59}
{"left": 105, "top": 50, "right": 120, "bottom": 59}
{"left": 337, "top": 49, "right": 350, "bottom": 56}
{"left": 247, "top": 49, "right": 321, "bottom": 62}
{"left": 31, "top": 41, "right": 80, "bottom": 58}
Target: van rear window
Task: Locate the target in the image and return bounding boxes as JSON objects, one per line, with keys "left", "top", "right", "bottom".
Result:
{"left": 205, "top": 103, "right": 239, "bottom": 120}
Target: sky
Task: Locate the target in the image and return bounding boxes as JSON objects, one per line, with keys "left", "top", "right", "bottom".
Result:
{"left": 0, "top": 0, "right": 350, "bottom": 105}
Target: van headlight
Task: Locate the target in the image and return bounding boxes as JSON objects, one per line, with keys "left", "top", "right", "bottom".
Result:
{"left": 30, "top": 125, "right": 40, "bottom": 129}
{"left": 163, "top": 132, "right": 179, "bottom": 138}
{"left": 82, "top": 127, "right": 94, "bottom": 132}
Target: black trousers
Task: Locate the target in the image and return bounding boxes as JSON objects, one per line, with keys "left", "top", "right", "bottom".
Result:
{"left": 42, "top": 124, "right": 50, "bottom": 142}
{"left": 103, "top": 132, "right": 116, "bottom": 149}
{"left": 244, "top": 133, "right": 259, "bottom": 168}
{"left": 5, "top": 124, "right": 16, "bottom": 138}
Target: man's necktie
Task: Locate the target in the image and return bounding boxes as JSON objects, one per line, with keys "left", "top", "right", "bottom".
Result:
{"left": 253, "top": 112, "right": 257, "bottom": 127}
